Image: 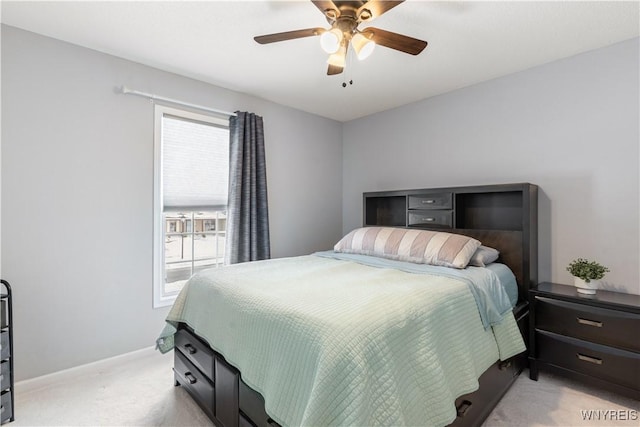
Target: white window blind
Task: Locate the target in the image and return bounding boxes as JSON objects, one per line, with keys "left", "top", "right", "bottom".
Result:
{"left": 162, "top": 115, "right": 229, "bottom": 210}
{"left": 154, "top": 106, "right": 230, "bottom": 308}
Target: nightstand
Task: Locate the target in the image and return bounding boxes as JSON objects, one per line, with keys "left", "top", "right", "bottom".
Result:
{"left": 529, "top": 282, "right": 640, "bottom": 399}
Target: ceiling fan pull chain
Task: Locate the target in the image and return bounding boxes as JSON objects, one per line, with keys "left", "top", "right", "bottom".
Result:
{"left": 342, "top": 45, "right": 355, "bottom": 88}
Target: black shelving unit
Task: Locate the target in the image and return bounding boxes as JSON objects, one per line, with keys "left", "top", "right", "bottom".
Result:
{"left": 1, "top": 280, "right": 14, "bottom": 424}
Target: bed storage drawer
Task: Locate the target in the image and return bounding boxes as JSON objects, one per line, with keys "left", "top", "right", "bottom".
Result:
{"left": 240, "top": 380, "right": 281, "bottom": 427}
{"left": 408, "top": 210, "right": 453, "bottom": 228}
{"left": 175, "top": 328, "right": 215, "bottom": 381}
{"left": 240, "top": 412, "right": 255, "bottom": 427}
{"left": 536, "top": 330, "right": 640, "bottom": 391}
{"left": 174, "top": 350, "right": 215, "bottom": 420}
{"left": 408, "top": 193, "right": 452, "bottom": 210}
{"left": 535, "top": 297, "right": 640, "bottom": 352}
{"left": 450, "top": 355, "right": 521, "bottom": 427}
{"left": 1, "top": 390, "right": 12, "bottom": 424}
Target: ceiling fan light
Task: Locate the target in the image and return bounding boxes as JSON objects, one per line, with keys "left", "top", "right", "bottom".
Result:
{"left": 352, "top": 33, "right": 375, "bottom": 60}
{"left": 327, "top": 44, "right": 346, "bottom": 67}
{"left": 320, "top": 28, "right": 342, "bottom": 54}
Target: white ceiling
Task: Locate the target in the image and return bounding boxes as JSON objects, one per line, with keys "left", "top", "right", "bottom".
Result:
{"left": 2, "top": 1, "right": 638, "bottom": 122}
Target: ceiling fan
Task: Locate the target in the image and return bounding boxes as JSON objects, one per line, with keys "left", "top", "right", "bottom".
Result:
{"left": 254, "top": 0, "right": 428, "bottom": 76}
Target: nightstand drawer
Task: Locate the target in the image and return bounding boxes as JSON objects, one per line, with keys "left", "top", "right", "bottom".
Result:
{"left": 537, "top": 331, "right": 640, "bottom": 391}
{"left": 408, "top": 210, "right": 453, "bottom": 228}
{"left": 408, "top": 193, "right": 452, "bottom": 210}
{"left": 175, "top": 328, "right": 215, "bottom": 381}
{"left": 535, "top": 297, "right": 640, "bottom": 352}
{"left": 174, "top": 350, "right": 215, "bottom": 419}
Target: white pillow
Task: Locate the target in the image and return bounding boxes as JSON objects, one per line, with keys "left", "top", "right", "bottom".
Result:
{"left": 334, "top": 227, "right": 481, "bottom": 269}
{"left": 468, "top": 245, "right": 500, "bottom": 267}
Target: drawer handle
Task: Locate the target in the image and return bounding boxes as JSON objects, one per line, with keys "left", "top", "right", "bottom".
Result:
{"left": 421, "top": 199, "right": 436, "bottom": 204}
{"left": 577, "top": 317, "right": 602, "bottom": 328}
{"left": 422, "top": 217, "right": 435, "bottom": 222}
{"left": 498, "top": 360, "right": 512, "bottom": 370}
{"left": 1, "top": 405, "right": 4, "bottom": 414}
{"left": 184, "top": 372, "right": 197, "bottom": 384}
{"left": 577, "top": 353, "right": 602, "bottom": 365}
{"left": 184, "top": 343, "right": 197, "bottom": 355}
{"left": 456, "top": 400, "right": 472, "bottom": 417}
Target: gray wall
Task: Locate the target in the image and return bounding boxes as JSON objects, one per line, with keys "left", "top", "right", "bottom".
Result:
{"left": 343, "top": 38, "right": 640, "bottom": 295}
{"left": 1, "top": 25, "right": 343, "bottom": 381}
{"left": 3, "top": 23, "right": 639, "bottom": 381}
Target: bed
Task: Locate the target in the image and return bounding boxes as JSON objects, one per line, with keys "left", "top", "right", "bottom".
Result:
{"left": 157, "top": 183, "right": 538, "bottom": 427}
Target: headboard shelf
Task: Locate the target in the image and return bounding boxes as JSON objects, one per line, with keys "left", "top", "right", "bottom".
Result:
{"left": 364, "top": 196, "right": 406, "bottom": 227}
{"left": 455, "top": 191, "right": 523, "bottom": 231}
{"left": 363, "top": 183, "right": 538, "bottom": 302}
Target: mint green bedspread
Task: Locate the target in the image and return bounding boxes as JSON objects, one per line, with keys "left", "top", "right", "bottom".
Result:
{"left": 157, "top": 255, "right": 525, "bottom": 427}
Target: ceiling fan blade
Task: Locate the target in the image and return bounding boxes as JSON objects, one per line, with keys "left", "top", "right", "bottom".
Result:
{"left": 254, "top": 28, "right": 325, "bottom": 44}
{"left": 311, "top": 1, "right": 340, "bottom": 18}
{"left": 357, "top": 0, "right": 404, "bottom": 21}
{"left": 327, "top": 64, "right": 344, "bottom": 75}
{"left": 363, "top": 27, "right": 427, "bottom": 55}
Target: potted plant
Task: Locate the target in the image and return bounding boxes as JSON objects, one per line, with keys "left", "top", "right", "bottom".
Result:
{"left": 567, "top": 258, "right": 610, "bottom": 294}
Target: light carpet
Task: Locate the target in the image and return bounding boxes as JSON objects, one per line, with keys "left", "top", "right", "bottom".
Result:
{"left": 11, "top": 348, "right": 638, "bottom": 426}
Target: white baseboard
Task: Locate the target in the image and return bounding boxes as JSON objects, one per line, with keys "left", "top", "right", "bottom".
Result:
{"left": 15, "top": 346, "right": 158, "bottom": 395}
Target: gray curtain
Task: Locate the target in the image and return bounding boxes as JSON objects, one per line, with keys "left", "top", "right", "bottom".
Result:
{"left": 225, "top": 111, "right": 271, "bottom": 264}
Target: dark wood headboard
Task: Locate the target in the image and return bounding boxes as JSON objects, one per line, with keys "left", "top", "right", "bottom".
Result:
{"left": 363, "top": 183, "right": 538, "bottom": 303}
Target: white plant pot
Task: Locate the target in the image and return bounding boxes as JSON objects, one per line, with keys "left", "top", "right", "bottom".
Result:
{"left": 574, "top": 277, "right": 598, "bottom": 295}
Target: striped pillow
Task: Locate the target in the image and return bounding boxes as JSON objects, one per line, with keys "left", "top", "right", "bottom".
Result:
{"left": 334, "top": 227, "right": 481, "bottom": 269}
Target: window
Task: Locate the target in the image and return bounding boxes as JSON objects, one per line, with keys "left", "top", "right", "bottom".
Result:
{"left": 153, "top": 105, "right": 229, "bottom": 308}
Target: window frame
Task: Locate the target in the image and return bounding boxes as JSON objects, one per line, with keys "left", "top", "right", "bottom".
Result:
{"left": 153, "top": 104, "right": 229, "bottom": 308}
